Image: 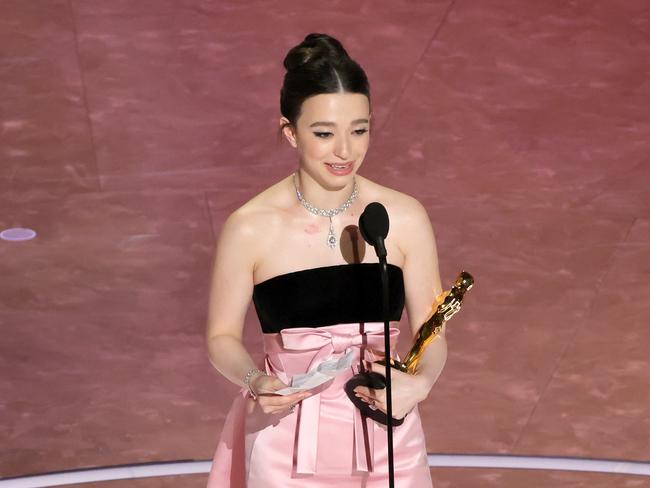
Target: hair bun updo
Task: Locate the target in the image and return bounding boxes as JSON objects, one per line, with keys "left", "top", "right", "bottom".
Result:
{"left": 283, "top": 33, "right": 351, "bottom": 72}
{"left": 280, "top": 33, "right": 370, "bottom": 127}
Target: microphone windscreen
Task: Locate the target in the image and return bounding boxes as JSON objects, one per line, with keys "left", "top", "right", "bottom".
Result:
{"left": 359, "top": 202, "right": 389, "bottom": 246}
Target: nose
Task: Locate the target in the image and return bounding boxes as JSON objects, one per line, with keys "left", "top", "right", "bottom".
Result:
{"left": 333, "top": 134, "right": 350, "bottom": 160}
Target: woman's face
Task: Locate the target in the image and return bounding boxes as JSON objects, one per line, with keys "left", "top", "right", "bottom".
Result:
{"left": 282, "top": 92, "right": 370, "bottom": 189}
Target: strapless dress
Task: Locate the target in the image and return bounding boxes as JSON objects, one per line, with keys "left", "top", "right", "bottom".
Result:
{"left": 206, "top": 263, "right": 432, "bottom": 487}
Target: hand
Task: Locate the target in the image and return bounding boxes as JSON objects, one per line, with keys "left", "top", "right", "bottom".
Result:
{"left": 250, "top": 373, "right": 311, "bottom": 415}
{"left": 353, "top": 362, "right": 430, "bottom": 420}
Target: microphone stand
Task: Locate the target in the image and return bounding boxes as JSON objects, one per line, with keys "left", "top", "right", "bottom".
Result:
{"left": 351, "top": 201, "right": 396, "bottom": 487}
{"left": 378, "top": 256, "right": 396, "bottom": 488}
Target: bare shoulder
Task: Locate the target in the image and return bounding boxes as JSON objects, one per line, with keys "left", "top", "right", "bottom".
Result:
{"left": 217, "top": 176, "right": 293, "bottom": 262}
{"left": 357, "top": 175, "right": 432, "bottom": 244}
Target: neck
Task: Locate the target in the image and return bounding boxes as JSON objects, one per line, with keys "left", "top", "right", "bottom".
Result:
{"left": 293, "top": 170, "right": 357, "bottom": 211}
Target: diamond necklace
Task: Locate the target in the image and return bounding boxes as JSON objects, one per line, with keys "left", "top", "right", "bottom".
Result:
{"left": 293, "top": 172, "right": 359, "bottom": 249}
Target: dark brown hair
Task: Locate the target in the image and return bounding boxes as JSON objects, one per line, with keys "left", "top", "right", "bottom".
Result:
{"left": 280, "top": 33, "right": 370, "bottom": 131}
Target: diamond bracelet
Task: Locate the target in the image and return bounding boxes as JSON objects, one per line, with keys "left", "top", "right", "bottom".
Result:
{"left": 243, "top": 368, "right": 265, "bottom": 400}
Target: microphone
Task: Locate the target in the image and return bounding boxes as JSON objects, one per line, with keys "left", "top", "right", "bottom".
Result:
{"left": 353, "top": 201, "right": 399, "bottom": 487}
{"left": 359, "top": 202, "right": 389, "bottom": 258}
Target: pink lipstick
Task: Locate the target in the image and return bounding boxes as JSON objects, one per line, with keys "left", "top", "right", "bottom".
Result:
{"left": 325, "top": 161, "right": 354, "bottom": 176}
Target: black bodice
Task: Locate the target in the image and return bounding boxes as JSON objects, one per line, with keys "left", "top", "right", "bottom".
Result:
{"left": 252, "top": 263, "right": 405, "bottom": 333}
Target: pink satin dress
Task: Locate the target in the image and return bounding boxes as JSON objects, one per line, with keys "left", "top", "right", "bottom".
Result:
{"left": 207, "top": 264, "right": 433, "bottom": 487}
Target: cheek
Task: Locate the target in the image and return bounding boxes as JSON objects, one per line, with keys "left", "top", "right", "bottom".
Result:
{"left": 302, "top": 139, "right": 330, "bottom": 160}
{"left": 354, "top": 137, "right": 370, "bottom": 155}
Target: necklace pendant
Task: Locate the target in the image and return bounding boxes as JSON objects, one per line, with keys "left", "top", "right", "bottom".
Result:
{"left": 292, "top": 172, "right": 358, "bottom": 250}
{"left": 327, "top": 217, "right": 337, "bottom": 248}
{"left": 327, "top": 232, "right": 337, "bottom": 248}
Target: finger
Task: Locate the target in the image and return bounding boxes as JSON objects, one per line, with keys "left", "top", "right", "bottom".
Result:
{"left": 374, "top": 403, "right": 387, "bottom": 414}
{"left": 353, "top": 386, "right": 372, "bottom": 397}
{"left": 260, "top": 391, "right": 310, "bottom": 408}
{"left": 269, "top": 377, "right": 290, "bottom": 388}
{"left": 260, "top": 390, "right": 310, "bottom": 402}
{"left": 355, "top": 393, "right": 386, "bottom": 413}
{"left": 354, "top": 385, "right": 383, "bottom": 402}
{"left": 266, "top": 377, "right": 291, "bottom": 391}
{"left": 367, "top": 388, "right": 386, "bottom": 404}
{"left": 259, "top": 395, "right": 297, "bottom": 408}
{"left": 259, "top": 396, "right": 302, "bottom": 415}
{"left": 361, "top": 392, "right": 386, "bottom": 412}
{"left": 354, "top": 390, "right": 371, "bottom": 402}
{"left": 281, "top": 392, "right": 311, "bottom": 404}
{"left": 354, "top": 390, "right": 374, "bottom": 403}
{"left": 254, "top": 376, "right": 287, "bottom": 395}
{"left": 257, "top": 398, "right": 292, "bottom": 414}
{"left": 369, "top": 360, "right": 389, "bottom": 375}
{"left": 271, "top": 400, "right": 299, "bottom": 413}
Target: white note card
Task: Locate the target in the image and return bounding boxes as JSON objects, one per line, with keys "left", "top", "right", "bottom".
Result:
{"left": 274, "top": 350, "right": 355, "bottom": 396}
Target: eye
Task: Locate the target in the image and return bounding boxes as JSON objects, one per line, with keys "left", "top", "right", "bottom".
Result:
{"left": 353, "top": 128, "right": 369, "bottom": 136}
{"left": 313, "top": 132, "right": 333, "bottom": 138}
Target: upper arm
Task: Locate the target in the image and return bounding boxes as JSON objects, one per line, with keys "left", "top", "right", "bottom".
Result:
{"left": 205, "top": 209, "right": 258, "bottom": 342}
{"left": 397, "top": 197, "right": 445, "bottom": 337}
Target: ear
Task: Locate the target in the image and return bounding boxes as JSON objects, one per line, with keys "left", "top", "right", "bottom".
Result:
{"left": 280, "top": 117, "right": 298, "bottom": 148}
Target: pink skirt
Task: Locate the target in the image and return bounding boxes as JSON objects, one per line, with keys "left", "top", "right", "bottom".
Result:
{"left": 207, "top": 322, "right": 433, "bottom": 487}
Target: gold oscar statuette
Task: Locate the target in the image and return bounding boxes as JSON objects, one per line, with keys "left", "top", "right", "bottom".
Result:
{"left": 346, "top": 271, "right": 474, "bottom": 425}
{"left": 386, "top": 270, "right": 474, "bottom": 374}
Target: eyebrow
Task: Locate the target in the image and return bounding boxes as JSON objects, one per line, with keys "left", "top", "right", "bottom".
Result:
{"left": 309, "top": 118, "right": 369, "bottom": 128}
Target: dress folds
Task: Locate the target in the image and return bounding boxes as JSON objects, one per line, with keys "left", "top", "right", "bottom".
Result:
{"left": 206, "top": 322, "right": 432, "bottom": 487}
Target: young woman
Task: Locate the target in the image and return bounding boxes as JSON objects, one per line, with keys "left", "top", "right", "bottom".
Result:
{"left": 206, "top": 33, "right": 447, "bottom": 487}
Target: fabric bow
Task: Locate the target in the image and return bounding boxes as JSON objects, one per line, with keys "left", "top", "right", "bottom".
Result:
{"left": 272, "top": 323, "right": 400, "bottom": 474}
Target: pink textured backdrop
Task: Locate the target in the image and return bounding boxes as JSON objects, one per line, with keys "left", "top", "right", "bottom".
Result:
{"left": 1, "top": 1, "right": 649, "bottom": 486}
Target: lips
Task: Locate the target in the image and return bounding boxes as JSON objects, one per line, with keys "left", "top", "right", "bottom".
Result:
{"left": 326, "top": 162, "right": 353, "bottom": 170}
{"left": 325, "top": 161, "right": 354, "bottom": 175}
